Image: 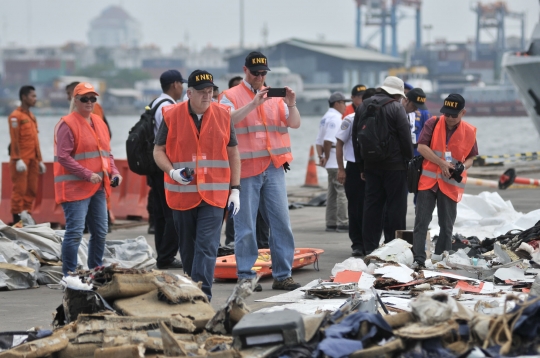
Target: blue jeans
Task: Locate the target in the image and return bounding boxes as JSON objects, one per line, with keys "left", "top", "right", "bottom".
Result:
{"left": 172, "top": 205, "right": 223, "bottom": 301}
{"left": 61, "top": 188, "right": 108, "bottom": 276}
{"left": 234, "top": 165, "right": 295, "bottom": 280}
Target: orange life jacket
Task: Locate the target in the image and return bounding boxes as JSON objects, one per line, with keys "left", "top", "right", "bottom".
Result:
{"left": 53, "top": 112, "right": 112, "bottom": 204}
{"left": 163, "top": 101, "right": 231, "bottom": 210}
{"left": 342, "top": 104, "right": 355, "bottom": 119}
{"left": 221, "top": 82, "right": 292, "bottom": 178}
{"left": 418, "top": 116, "right": 477, "bottom": 202}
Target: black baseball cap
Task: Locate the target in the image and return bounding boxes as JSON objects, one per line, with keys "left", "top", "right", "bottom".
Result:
{"left": 406, "top": 88, "right": 427, "bottom": 110}
{"left": 159, "top": 69, "right": 187, "bottom": 86}
{"left": 351, "top": 84, "right": 367, "bottom": 96}
{"left": 440, "top": 93, "right": 465, "bottom": 115}
{"left": 188, "top": 70, "right": 215, "bottom": 90}
{"left": 245, "top": 51, "right": 271, "bottom": 71}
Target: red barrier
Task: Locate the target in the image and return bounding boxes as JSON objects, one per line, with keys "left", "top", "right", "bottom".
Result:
{"left": 0, "top": 159, "right": 150, "bottom": 226}
{"left": 109, "top": 159, "right": 150, "bottom": 221}
{"left": 0, "top": 162, "right": 65, "bottom": 225}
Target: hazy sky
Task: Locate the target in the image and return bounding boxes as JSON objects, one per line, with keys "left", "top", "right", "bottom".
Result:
{"left": 2, "top": 0, "right": 538, "bottom": 53}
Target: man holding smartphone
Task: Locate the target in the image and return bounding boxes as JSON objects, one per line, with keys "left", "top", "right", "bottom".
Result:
{"left": 220, "top": 51, "right": 302, "bottom": 291}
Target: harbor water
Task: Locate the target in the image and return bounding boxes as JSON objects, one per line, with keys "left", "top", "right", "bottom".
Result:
{"left": 0, "top": 115, "right": 538, "bottom": 187}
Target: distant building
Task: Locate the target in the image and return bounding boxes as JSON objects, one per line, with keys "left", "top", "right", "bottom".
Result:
{"left": 226, "top": 38, "right": 403, "bottom": 91}
{"left": 88, "top": 6, "right": 142, "bottom": 48}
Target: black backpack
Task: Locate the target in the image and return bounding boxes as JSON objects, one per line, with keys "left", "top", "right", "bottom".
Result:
{"left": 126, "top": 98, "right": 174, "bottom": 175}
{"left": 356, "top": 97, "right": 395, "bottom": 162}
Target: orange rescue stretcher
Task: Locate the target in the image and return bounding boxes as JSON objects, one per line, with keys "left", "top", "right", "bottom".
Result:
{"left": 214, "top": 248, "right": 324, "bottom": 280}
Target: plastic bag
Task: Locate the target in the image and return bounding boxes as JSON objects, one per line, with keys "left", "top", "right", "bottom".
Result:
{"left": 331, "top": 257, "right": 368, "bottom": 276}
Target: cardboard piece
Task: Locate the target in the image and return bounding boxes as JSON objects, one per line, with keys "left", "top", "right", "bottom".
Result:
{"left": 374, "top": 264, "right": 415, "bottom": 283}
{"left": 113, "top": 290, "right": 215, "bottom": 330}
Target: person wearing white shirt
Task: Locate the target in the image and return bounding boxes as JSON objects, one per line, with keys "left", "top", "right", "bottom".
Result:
{"left": 316, "top": 92, "right": 349, "bottom": 232}
{"left": 148, "top": 69, "right": 186, "bottom": 270}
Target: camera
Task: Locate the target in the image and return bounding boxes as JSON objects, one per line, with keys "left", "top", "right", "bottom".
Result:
{"left": 449, "top": 162, "right": 465, "bottom": 183}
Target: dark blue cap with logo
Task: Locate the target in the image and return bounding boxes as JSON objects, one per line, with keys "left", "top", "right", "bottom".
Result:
{"left": 245, "top": 51, "right": 271, "bottom": 71}
{"left": 440, "top": 93, "right": 465, "bottom": 115}
{"left": 160, "top": 69, "right": 187, "bottom": 86}
{"left": 188, "top": 70, "right": 215, "bottom": 90}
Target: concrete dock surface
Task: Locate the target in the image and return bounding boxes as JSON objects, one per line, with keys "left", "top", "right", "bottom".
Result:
{"left": 1, "top": 178, "right": 539, "bottom": 332}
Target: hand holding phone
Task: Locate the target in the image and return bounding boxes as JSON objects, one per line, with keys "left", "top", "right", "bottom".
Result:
{"left": 266, "top": 88, "right": 286, "bottom": 97}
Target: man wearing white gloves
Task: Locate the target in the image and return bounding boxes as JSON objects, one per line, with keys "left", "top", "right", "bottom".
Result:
{"left": 153, "top": 70, "right": 240, "bottom": 300}
{"left": 8, "top": 85, "right": 46, "bottom": 224}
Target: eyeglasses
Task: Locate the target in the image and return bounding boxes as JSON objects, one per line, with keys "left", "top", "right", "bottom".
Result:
{"left": 78, "top": 96, "right": 97, "bottom": 103}
{"left": 250, "top": 70, "right": 267, "bottom": 77}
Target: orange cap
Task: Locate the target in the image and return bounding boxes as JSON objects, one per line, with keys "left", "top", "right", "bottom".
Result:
{"left": 73, "top": 82, "right": 99, "bottom": 97}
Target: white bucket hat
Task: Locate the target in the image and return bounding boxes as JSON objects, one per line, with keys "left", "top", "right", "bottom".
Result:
{"left": 379, "top": 76, "right": 406, "bottom": 98}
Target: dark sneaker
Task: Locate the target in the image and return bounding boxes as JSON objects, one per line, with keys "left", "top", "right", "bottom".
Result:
{"left": 272, "top": 277, "right": 301, "bottom": 291}
{"left": 325, "top": 226, "right": 337, "bottom": 232}
{"left": 157, "top": 258, "right": 183, "bottom": 269}
{"left": 238, "top": 278, "right": 262, "bottom": 292}
{"left": 336, "top": 225, "right": 349, "bottom": 233}
{"left": 411, "top": 261, "right": 425, "bottom": 270}
{"left": 147, "top": 224, "right": 155, "bottom": 234}
{"left": 352, "top": 249, "right": 364, "bottom": 257}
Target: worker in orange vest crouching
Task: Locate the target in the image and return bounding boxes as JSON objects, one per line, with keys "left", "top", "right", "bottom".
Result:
{"left": 153, "top": 70, "right": 241, "bottom": 301}
{"left": 8, "top": 85, "right": 46, "bottom": 225}
{"left": 54, "top": 83, "right": 123, "bottom": 277}
{"left": 412, "top": 94, "right": 478, "bottom": 269}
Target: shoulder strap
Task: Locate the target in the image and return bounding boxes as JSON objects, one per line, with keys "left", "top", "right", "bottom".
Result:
{"left": 149, "top": 98, "right": 175, "bottom": 116}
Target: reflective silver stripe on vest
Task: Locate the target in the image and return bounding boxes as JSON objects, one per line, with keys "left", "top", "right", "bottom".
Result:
{"left": 235, "top": 125, "right": 288, "bottom": 135}
{"left": 54, "top": 150, "right": 110, "bottom": 162}
{"left": 172, "top": 160, "right": 229, "bottom": 169}
{"left": 239, "top": 146, "right": 292, "bottom": 160}
{"left": 164, "top": 182, "right": 230, "bottom": 193}
{"left": 421, "top": 169, "right": 466, "bottom": 189}
{"left": 431, "top": 150, "right": 460, "bottom": 163}
{"left": 172, "top": 161, "right": 196, "bottom": 169}
{"left": 54, "top": 171, "right": 104, "bottom": 183}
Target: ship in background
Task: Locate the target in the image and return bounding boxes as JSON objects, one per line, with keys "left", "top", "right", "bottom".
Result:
{"left": 503, "top": 4, "right": 540, "bottom": 135}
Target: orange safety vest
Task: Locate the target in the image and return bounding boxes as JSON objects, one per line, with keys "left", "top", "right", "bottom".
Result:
{"left": 342, "top": 104, "right": 355, "bottom": 119}
{"left": 93, "top": 102, "right": 105, "bottom": 120}
{"left": 418, "top": 116, "right": 477, "bottom": 202}
{"left": 53, "top": 112, "right": 112, "bottom": 204}
{"left": 163, "top": 101, "right": 231, "bottom": 210}
{"left": 221, "top": 82, "right": 292, "bottom": 178}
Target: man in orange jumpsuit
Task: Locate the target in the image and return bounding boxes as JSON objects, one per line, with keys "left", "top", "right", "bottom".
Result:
{"left": 8, "top": 85, "right": 46, "bottom": 224}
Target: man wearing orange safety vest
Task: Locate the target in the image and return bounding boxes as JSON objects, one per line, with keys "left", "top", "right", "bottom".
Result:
{"left": 412, "top": 94, "right": 478, "bottom": 269}
{"left": 220, "top": 51, "right": 302, "bottom": 291}
{"left": 8, "top": 85, "right": 46, "bottom": 224}
{"left": 153, "top": 70, "right": 240, "bottom": 300}
{"left": 342, "top": 84, "right": 366, "bottom": 118}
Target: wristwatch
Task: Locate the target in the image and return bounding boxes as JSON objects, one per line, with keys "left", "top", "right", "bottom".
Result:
{"left": 231, "top": 185, "right": 241, "bottom": 191}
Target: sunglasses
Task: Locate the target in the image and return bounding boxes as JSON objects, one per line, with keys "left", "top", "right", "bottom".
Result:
{"left": 78, "top": 96, "right": 97, "bottom": 103}
{"left": 250, "top": 70, "right": 267, "bottom": 77}
{"left": 446, "top": 110, "right": 462, "bottom": 118}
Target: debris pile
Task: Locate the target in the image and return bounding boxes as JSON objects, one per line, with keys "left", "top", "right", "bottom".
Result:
{"left": 0, "top": 221, "right": 156, "bottom": 290}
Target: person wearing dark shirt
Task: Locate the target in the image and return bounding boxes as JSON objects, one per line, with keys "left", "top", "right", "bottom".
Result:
{"left": 352, "top": 77, "right": 414, "bottom": 255}
{"left": 412, "top": 94, "right": 478, "bottom": 268}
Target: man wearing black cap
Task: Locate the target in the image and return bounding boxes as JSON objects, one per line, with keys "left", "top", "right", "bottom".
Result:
{"left": 220, "top": 51, "right": 302, "bottom": 291}
{"left": 154, "top": 70, "right": 240, "bottom": 300}
{"left": 343, "top": 84, "right": 366, "bottom": 118}
{"left": 146, "top": 70, "right": 187, "bottom": 270}
{"left": 412, "top": 94, "right": 478, "bottom": 269}
{"left": 403, "top": 87, "right": 431, "bottom": 156}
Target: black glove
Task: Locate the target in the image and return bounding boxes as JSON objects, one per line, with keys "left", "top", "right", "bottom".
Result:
{"left": 449, "top": 161, "right": 465, "bottom": 183}
{"left": 283, "top": 162, "right": 290, "bottom": 173}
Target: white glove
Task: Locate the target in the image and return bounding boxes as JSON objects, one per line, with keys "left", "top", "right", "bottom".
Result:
{"left": 15, "top": 159, "right": 27, "bottom": 172}
{"left": 227, "top": 189, "right": 240, "bottom": 216}
{"left": 39, "top": 161, "right": 46, "bottom": 174}
{"left": 169, "top": 168, "right": 192, "bottom": 185}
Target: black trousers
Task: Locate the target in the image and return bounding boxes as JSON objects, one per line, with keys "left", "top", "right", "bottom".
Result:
{"left": 362, "top": 168, "right": 408, "bottom": 254}
{"left": 148, "top": 172, "right": 179, "bottom": 266}
{"left": 344, "top": 161, "right": 365, "bottom": 252}
{"left": 225, "top": 210, "right": 269, "bottom": 249}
